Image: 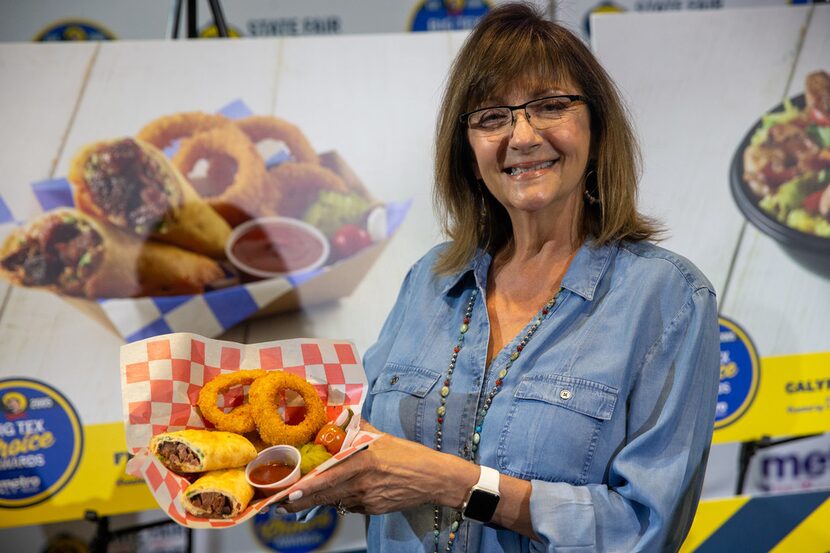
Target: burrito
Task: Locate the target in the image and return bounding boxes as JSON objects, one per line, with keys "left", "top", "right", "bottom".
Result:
{"left": 68, "top": 137, "right": 231, "bottom": 258}
{"left": 182, "top": 468, "right": 254, "bottom": 519}
{"left": 150, "top": 429, "right": 257, "bottom": 473}
{"left": 0, "top": 208, "right": 224, "bottom": 298}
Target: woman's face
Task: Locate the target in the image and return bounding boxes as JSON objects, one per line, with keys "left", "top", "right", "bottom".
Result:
{"left": 467, "top": 80, "right": 592, "bottom": 227}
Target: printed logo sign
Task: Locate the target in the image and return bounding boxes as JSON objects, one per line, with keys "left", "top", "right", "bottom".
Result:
{"left": 0, "top": 378, "right": 83, "bottom": 508}
{"left": 34, "top": 20, "right": 115, "bottom": 41}
{"left": 715, "top": 317, "right": 760, "bottom": 429}
{"left": 409, "top": 0, "right": 490, "bottom": 32}
{"left": 251, "top": 504, "right": 338, "bottom": 552}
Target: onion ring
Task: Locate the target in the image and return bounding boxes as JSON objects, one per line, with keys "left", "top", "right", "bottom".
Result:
{"left": 136, "top": 112, "right": 233, "bottom": 150}
{"left": 197, "top": 369, "right": 265, "bottom": 434}
{"left": 249, "top": 371, "right": 327, "bottom": 447}
{"left": 235, "top": 115, "right": 319, "bottom": 165}
{"left": 267, "top": 162, "right": 349, "bottom": 219}
{"left": 172, "top": 126, "right": 273, "bottom": 227}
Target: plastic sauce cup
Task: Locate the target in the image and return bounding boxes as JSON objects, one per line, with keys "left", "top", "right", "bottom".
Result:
{"left": 245, "top": 445, "right": 302, "bottom": 495}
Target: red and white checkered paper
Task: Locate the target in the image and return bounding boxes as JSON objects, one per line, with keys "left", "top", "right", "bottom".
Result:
{"left": 120, "top": 332, "right": 380, "bottom": 529}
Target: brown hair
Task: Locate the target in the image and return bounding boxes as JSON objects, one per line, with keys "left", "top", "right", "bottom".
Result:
{"left": 433, "top": 1, "right": 662, "bottom": 275}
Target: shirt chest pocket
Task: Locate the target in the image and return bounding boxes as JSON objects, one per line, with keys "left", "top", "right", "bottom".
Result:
{"left": 369, "top": 364, "right": 441, "bottom": 443}
{"left": 497, "top": 373, "right": 618, "bottom": 485}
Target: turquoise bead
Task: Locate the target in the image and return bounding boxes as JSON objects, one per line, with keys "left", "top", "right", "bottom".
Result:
{"left": 451, "top": 521, "right": 459, "bottom": 532}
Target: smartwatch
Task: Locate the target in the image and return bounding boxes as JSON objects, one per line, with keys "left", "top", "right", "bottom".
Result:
{"left": 461, "top": 465, "right": 501, "bottom": 523}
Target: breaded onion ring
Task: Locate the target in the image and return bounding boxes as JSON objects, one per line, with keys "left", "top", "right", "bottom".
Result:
{"left": 235, "top": 115, "right": 320, "bottom": 165}
{"left": 267, "top": 162, "right": 349, "bottom": 219}
{"left": 172, "top": 126, "right": 273, "bottom": 227}
{"left": 197, "top": 369, "right": 265, "bottom": 434}
{"left": 137, "top": 112, "right": 233, "bottom": 150}
{"left": 249, "top": 371, "right": 327, "bottom": 448}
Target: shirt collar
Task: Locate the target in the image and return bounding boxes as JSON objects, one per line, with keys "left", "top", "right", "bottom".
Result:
{"left": 439, "top": 248, "right": 491, "bottom": 296}
{"left": 439, "top": 239, "right": 617, "bottom": 301}
{"left": 560, "top": 238, "right": 616, "bottom": 301}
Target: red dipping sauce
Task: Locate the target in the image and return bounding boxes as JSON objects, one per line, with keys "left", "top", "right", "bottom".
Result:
{"left": 227, "top": 217, "right": 329, "bottom": 278}
{"left": 248, "top": 461, "right": 295, "bottom": 485}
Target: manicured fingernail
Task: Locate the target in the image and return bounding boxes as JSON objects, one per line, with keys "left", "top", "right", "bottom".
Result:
{"left": 274, "top": 507, "right": 288, "bottom": 515}
{"left": 288, "top": 490, "right": 303, "bottom": 502}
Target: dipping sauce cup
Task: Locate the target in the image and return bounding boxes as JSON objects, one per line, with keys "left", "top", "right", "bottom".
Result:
{"left": 245, "top": 445, "right": 302, "bottom": 495}
{"left": 226, "top": 216, "right": 330, "bottom": 279}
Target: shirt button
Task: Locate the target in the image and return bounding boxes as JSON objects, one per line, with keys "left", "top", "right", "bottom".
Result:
{"left": 389, "top": 375, "right": 399, "bottom": 385}
{"left": 559, "top": 389, "right": 572, "bottom": 400}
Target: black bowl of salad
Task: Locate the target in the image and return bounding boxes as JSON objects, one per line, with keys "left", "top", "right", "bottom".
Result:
{"left": 730, "top": 72, "right": 830, "bottom": 277}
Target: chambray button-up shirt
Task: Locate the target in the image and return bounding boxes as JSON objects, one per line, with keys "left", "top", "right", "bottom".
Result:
{"left": 361, "top": 239, "right": 720, "bottom": 553}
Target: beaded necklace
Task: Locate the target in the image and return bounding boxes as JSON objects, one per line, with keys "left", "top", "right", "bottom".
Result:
{"left": 432, "top": 287, "right": 561, "bottom": 553}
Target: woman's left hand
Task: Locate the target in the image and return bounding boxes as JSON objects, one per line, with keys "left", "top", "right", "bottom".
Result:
{"left": 282, "top": 420, "right": 476, "bottom": 515}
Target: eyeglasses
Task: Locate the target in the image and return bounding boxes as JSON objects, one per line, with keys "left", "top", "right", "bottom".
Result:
{"left": 460, "top": 95, "right": 589, "bottom": 135}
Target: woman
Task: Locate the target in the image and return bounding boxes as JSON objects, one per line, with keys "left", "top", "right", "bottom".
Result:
{"left": 285, "top": 3, "right": 720, "bottom": 552}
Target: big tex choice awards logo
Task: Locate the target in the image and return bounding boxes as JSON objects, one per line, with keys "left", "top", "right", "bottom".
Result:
{"left": 715, "top": 317, "right": 760, "bottom": 429}
{"left": 0, "top": 378, "right": 83, "bottom": 508}
{"left": 252, "top": 504, "right": 338, "bottom": 552}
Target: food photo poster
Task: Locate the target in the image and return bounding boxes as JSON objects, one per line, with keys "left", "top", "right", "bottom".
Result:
{"left": 2, "top": 3, "right": 830, "bottom": 552}
{"left": 0, "top": 31, "right": 459, "bottom": 550}
{"left": 592, "top": 5, "right": 830, "bottom": 548}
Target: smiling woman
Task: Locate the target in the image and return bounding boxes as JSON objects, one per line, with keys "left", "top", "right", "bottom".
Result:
{"left": 282, "top": 4, "right": 721, "bottom": 553}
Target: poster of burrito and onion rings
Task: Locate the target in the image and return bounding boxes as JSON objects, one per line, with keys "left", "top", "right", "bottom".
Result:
{"left": 0, "top": 102, "right": 406, "bottom": 338}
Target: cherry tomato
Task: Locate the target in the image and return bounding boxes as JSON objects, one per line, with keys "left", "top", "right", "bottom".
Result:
{"left": 809, "top": 107, "right": 830, "bottom": 127}
{"left": 331, "top": 224, "right": 372, "bottom": 261}
{"left": 803, "top": 189, "right": 823, "bottom": 215}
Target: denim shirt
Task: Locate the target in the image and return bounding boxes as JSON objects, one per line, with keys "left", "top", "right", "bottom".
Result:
{"left": 361, "top": 239, "right": 720, "bottom": 553}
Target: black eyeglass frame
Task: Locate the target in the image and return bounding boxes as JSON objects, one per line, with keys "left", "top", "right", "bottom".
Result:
{"left": 459, "top": 94, "right": 590, "bottom": 128}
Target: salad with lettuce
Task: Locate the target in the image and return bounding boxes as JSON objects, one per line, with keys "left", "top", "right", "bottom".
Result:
{"left": 742, "top": 70, "right": 830, "bottom": 238}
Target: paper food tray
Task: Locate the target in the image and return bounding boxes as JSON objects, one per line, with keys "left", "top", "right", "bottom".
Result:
{"left": 120, "top": 332, "right": 380, "bottom": 529}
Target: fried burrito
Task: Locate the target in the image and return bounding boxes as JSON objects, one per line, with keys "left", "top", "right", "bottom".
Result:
{"left": 150, "top": 429, "right": 257, "bottom": 473}
{"left": 0, "top": 208, "right": 224, "bottom": 298}
{"left": 68, "top": 137, "right": 231, "bottom": 258}
{"left": 182, "top": 468, "right": 254, "bottom": 519}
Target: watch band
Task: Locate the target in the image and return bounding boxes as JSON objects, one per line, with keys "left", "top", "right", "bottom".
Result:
{"left": 474, "top": 465, "right": 500, "bottom": 495}
{"left": 461, "top": 465, "right": 501, "bottom": 523}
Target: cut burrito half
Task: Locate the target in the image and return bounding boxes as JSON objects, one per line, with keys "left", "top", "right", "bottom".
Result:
{"left": 68, "top": 137, "right": 231, "bottom": 258}
{"left": 0, "top": 208, "right": 224, "bottom": 298}
{"left": 150, "top": 429, "right": 257, "bottom": 473}
{"left": 182, "top": 468, "right": 254, "bottom": 519}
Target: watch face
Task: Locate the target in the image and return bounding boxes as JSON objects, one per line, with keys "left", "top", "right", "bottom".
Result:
{"left": 464, "top": 489, "right": 500, "bottom": 522}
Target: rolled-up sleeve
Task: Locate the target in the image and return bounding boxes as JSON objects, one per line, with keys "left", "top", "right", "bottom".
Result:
{"left": 530, "top": 286, "right": 720, "bottom": 552}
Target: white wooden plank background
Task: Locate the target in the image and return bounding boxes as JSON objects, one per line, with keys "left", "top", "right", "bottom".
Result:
{"left": 591, "top": 6, "right": 811, "bottom": 300}
{"left": 246, "top": 31, "right": 456, "bottom": 349}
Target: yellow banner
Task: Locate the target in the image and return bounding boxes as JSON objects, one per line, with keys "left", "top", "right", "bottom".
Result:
{"left": 713, "top": 351, "right": 830, "bottom": 444}
{"left": 681, "top": 490, "right": 830, "bottom": 552}
{"left": 0, "top": 422, "right": 156, "bottom": 529}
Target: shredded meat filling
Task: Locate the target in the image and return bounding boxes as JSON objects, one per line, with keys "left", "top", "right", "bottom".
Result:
{"left": 0, "top": 214, "right": 103, "bottom": 294}
{"left": 84, "top": 138, "right": 170, "bottom": 234}
{"left": 189, "top": 492, "right": 233, "bottom": 517}
{"left": 157, "top": 441, "right": 200, "bottom": 470}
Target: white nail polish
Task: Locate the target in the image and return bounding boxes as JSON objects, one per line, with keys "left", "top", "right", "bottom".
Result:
{"left": 275, "top": 507, "right": 288, "bottom": 515}
{"left": 288, "top": 490, "right": 303, "bottom": 502}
